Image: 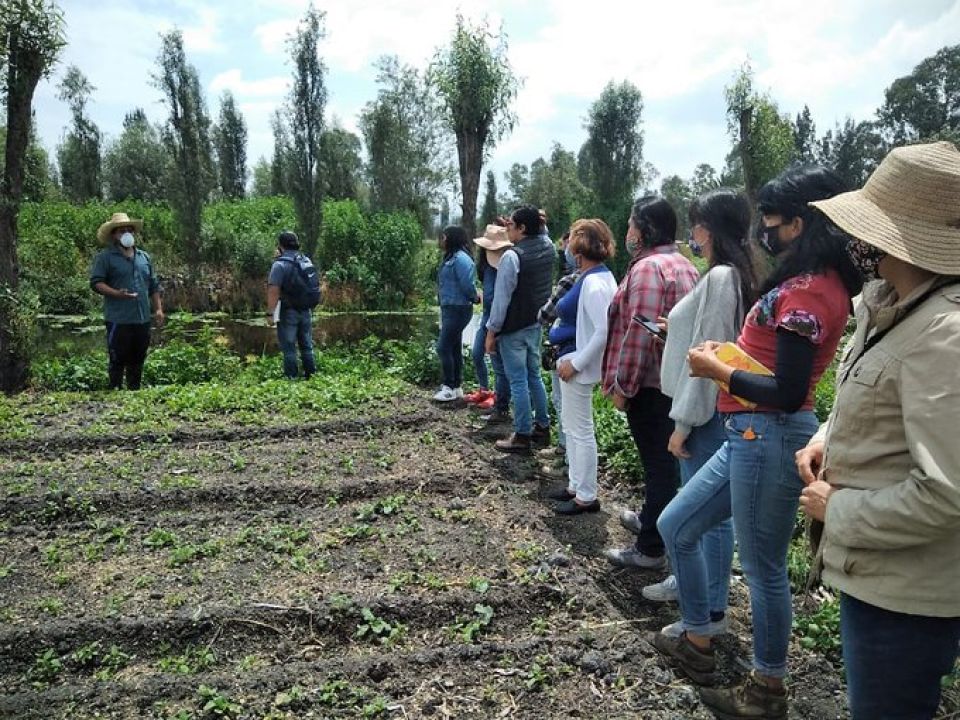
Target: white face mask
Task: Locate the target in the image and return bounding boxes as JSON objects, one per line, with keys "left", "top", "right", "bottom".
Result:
{"left": 119, "top": 232, "right": 135, "bottom": 249}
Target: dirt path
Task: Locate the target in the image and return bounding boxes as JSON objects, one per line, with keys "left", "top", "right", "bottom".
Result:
{"left": 0, "top": 392, "right": 847, "bottom": 719}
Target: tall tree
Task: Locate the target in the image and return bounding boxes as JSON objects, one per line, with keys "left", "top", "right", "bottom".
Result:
{"left": 250, "top": 157, "right": 272, "bottom": 197}
{"left": 0, "top": 0, "right": 66, "bottom": 392}
{"left": 0, "top": 123, "right": 51, "bottom": 201}
{"left": 213, "top": 91, "right": 247, "bottom": 199}
{"left": 269, "top": 109, "right": 288, "bottom": 196}
{"left": 819, "top": 118, "right": 885, "bottom": 190}
{"left": 878, "top": 44, "right": 960, "bottom": 145}
{"left": 154, "top": 29, "right": 215, "bottom": 263}
{"left": 793, "top": 105, "right": 818, "bottom": 164}
{"left": 285, "top": 4, "right": 327, "bottom": 257}
{"left": 321, "top": 123, "right": 362, "bottom": 200}
{"left": 56, "top": 65, "right": 101, "bottom": 202}
{"left": 103, "top": 109, "right": 168, "bottom": 202}
{"left": 361, "top": 55, "right": 452, "bottom": 231}
{"left": 479, "top": 170, "right": 498, "bottom": 225}
{"left": 660, "top": 174, "right": 693, "bottom": 240}
{"left": 526, "top": 144, "right": 590, "bottom": 237}
{"left": 503, "top": 162, "right": 529, "bottom": 208}
{"left": 430, "top": 15, "right": 518, "bottom": 240}
{"left": 724, "top": 63, "right": 795, "bottom": 203}
{"left": 689, "top": 163, "right": 720, "bottom": 196}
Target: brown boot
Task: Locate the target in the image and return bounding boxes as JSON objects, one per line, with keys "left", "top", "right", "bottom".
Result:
{"left": 698, "top": 671, "right": 787, "bottom": 720}
{"left": 652, "top": 631, "right": 717, "bottom": 686}
{"left": 495, "top": 433, "right": 531, "bottom": 453}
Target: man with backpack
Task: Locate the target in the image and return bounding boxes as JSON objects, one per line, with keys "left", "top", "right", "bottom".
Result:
{"left": 266, "top": 231, "right": 321, "bottom": 379}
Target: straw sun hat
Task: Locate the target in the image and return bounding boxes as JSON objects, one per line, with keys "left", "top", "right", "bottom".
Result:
{"left": 811, "top": 141, "right": 960, "bottom": 275}
{"left": 473, "top": 224, "right": 513, "bottom": 268}
{"left": 97, "top": 212, "right": 144, "bottom": 244}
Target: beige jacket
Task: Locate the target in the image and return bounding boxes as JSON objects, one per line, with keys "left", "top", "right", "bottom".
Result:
{"left": 817, "top": 277, "right": 960, "bottom": 617}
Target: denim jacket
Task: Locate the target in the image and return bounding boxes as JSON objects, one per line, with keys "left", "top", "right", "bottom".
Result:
{"left": 438, "top": 250, "right": 478, "bottom": 307}
{"left": 89, "top": 246, "right": 160, "bottom": 324}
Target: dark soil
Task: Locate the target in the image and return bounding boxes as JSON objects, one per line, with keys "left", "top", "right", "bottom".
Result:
{"left": 0, "top": 392, "right": 849, "bottom": 719}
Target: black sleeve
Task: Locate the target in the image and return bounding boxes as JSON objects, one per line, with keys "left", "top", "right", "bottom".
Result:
{"left": 728, "top": 329, "right": 816, "bottom": 412}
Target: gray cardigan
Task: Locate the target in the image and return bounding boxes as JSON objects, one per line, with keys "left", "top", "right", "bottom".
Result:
{"left": 660, "top": 264, "right": 743, "bottom": 436}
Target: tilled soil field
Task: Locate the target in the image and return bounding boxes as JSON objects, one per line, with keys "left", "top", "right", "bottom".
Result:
{"left": 0, "top": 392, "right": 848, "bottom": 719}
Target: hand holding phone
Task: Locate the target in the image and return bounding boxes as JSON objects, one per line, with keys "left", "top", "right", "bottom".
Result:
{"left": 632, "top": 313, "right": 667, "bottom": 342}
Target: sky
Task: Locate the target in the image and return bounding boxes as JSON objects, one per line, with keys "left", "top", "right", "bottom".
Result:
{"left": 32, "top": 0, "right": 960, "bottom": 197}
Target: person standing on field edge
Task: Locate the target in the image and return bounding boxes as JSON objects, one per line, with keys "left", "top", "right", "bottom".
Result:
{"left": 89, "top": 211, "right": 163, "bottom": 390}
{"left": 266, "top": 230, "right": 319, "bottom": 380}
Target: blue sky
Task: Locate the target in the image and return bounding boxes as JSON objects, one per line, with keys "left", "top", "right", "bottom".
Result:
{"left": 33, "top": 0, "right": 960, "bottom": 197}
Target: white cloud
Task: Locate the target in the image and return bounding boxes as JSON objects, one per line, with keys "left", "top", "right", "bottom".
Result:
{"left": 182, "top": 7, "right": 226, "bottom": 54}
{"left": 210, "top": 69, "right": 289, "bottom": 98}
{"left": 254, "top": 18, "right": 298, "bottom": 55}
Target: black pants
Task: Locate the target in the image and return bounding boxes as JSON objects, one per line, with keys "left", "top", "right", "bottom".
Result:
{"left": 625, "top": 387, "right": 679, "bottom": 557}
{"left": 105, "top": 321, "right": 151, "bottom": 390}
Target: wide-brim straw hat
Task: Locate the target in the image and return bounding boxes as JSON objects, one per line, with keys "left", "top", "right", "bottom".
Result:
{"left": 97, "top": 212, "right": 144, "bottom": 244}
{"left": 811, "top": 141, "right": 960, "bottom": 275}
{"left": 473, "top": 224, "right": 512, "bottom": 268}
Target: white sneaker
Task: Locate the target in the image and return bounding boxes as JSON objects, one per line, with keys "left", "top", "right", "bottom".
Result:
{"left": 433, "top": 385, "right": 458, "bottom": 402}
{"left": 661, "top": 614, "right": 730, "bottom": 638}
{"left": 619, "top": 509, "right": 643, "bottom": 536}
{"left": 603, "top": 546, "right": 668, "bottom": 570}
{"left": 454, "top": 387, "right": 464, "bottom": 399}
{"left": 642, "top": 574, "right": 678, "bottom": 602}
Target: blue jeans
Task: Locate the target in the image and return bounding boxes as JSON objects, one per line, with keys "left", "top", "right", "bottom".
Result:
{"left": 659, "top": 410, "right": 818, "bottom": 677}
{"left": 472, "top": 314, "right": 511, "bottom": 410}
{"left": 437, "top": 304, "right": 473, "bottom": 388}
{"left": 497, "top": 324, "right": 549, "bottom": 435}
{"left": 277, "top": 307, "right": 316, "bottom": 379}
{"left": 841, "top": 593, "right": 960, "bottom": 720}
{"left": 659, "top": 413, "right": 735, "bottom": 625}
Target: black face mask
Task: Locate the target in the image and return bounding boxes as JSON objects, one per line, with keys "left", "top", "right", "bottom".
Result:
{"left": 846, "top": 237, "right": 886, "bottom": 282}
{"left": 757, "top": 223, "right": 787, "bottom": 256}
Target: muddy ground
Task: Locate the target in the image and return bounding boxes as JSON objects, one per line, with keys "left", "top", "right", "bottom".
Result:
{"left": 0, "top": 390, "right": 850, "bottom": 719}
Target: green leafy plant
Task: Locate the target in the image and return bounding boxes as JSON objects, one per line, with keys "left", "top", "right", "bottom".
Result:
{"left": 448, "top": 604, "right": 495, "bottom": 644}
{"left": 355, "top": 607, "right": 407, "bottom": 646}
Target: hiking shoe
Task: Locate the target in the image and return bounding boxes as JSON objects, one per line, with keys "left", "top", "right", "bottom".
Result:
{"left": 482, "top": 408, "right": 512, "bottom": 425}
{"left": 603, "top": 547, "right": 668, "bottom": 570}
{"left": 619, "top": 509, "right": 643, "bottom": 536}
{"left": 699, "top": 672, "right": 788, "bottom": 719}
{"left": 652, "top": 631, "right": 717, "bottom": 686}
{"left": 555, "top": 498, "right": 601, "bottom": 515}
{"left": 642, "top": 574, "right": 678, "bottom": 602}
{"left": 495, "top": 433, "right": 532, "bottom": 453}
{"left": 545, "top": 485, "right": 575, "bottom": 501}
{"left": 433, "top": 385, "right": 458, "bottom": 402}
{"left": 661, "top": 614, "right": 730, "bottom": 638}
{"left": 531, "top": 424, "right": 551, "bottom": 446}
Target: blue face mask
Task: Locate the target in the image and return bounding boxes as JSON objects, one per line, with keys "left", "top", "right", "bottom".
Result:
{"left": 688, "top": 237, "right": 703, "bottom": 257}
{"left": 564, "top": 246, "right": 576, "bottom": 271}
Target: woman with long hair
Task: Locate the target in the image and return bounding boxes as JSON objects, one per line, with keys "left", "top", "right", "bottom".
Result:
{"left": 646, "top": 189, "right": 759, "bottom": 624}
{"left": 652, "top": 166, "right": 862, "bottom": 720}
{"left": 433, "top": 225, "right": 479, "bottom": 402}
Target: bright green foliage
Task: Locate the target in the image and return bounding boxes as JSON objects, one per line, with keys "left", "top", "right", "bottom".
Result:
{"left": 321, "top": 124, "right": 363, "bottom": 201}
{"left": 103, "top": 109, "right": 169, "bottom": 202}
{"left": 793, "top": 596, "right": 841, "bottom": 659}
{"left": 430, "top": 14, "right": 518, "bottom": 240}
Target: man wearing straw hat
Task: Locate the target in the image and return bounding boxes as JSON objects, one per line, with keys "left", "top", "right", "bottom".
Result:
{"left": 89, "top": 211, "right": 163, "bottom": 390}
{"left": 796, "top": 141, "right": 960, "bottom": 720}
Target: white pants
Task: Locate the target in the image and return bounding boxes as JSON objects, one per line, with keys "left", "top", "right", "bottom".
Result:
{"left": 559, "top": 377, "right": 598, "bottom": 503}
{"left": 551, "top": 369, "right": 566, "bottom": 448}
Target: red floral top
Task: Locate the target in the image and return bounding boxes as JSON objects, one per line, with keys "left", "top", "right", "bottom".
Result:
{"left": 717, "top": 270, "right": 850, "bottom": 414}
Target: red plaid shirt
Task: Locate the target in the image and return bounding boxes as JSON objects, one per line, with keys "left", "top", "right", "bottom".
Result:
{"left": 601, "top": 244, "right": 700, "bottom": 397}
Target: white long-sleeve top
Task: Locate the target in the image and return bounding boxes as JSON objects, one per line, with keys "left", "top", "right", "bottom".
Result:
{"left": 566, "top": 269, "right": 618, "bottom": 385}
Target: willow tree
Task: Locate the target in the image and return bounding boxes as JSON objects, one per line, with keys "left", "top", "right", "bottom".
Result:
{"left": 430, "top": 15, "right": 517, "bottom": 240}
{"left": 214, "top": 90, "right": 247, "bottom": 199}
{"left": 285, "top": 4, "right": 326, "bottom": 257}
{"left": 56, "top": 65, "right": 102, "bottom": 202}
{"left": 0, "top": 0, "right": 65, "bottom": 393}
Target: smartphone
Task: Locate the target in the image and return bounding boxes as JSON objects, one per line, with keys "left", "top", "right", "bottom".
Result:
{"left": 632, "top": 313, "right": 667, "bottom": 342}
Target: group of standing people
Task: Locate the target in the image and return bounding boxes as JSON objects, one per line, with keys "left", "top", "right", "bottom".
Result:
{"left": 433, "top": 141, "right": 960, "bottom": 720}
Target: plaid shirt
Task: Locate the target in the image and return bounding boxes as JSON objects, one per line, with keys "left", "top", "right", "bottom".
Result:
{"left": 537, "top": 271, "right": 581, "bottom": 326}
{"left": 601, "top": 245, "right": 700, "bottom": 397}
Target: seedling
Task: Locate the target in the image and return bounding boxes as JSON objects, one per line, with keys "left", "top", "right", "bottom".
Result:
{"left": 355, "top": 607, "right": 406, "bottom": 646}
{"left": 448, "top": 604, "right": 495, "bottom": 644}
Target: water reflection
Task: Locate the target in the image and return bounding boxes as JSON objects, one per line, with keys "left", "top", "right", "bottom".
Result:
{"left": 37, "top": 311, "right": 462, "bottom": 358}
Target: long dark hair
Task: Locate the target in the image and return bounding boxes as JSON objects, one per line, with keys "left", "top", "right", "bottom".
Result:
{"left": 756, "top": 166, "right": 863, "bottom": 298}
{"left": 688, "top": 188, "right": 761, "bottom": 308}
{"left": 631, "top": 195, "right": 677, "bottom": 248}
{"left": 441, "top": 225, "right": 470, "bottom": 260}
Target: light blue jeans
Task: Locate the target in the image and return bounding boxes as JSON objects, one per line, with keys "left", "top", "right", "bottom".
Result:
{"left": 659, "top": 413, "right": 735, "bottom": 619}
{"left": 658, "top": 410, "right": 819, "bottom": 678}
{"left": 496, "top": 324, "right": 550, "bottom": 436}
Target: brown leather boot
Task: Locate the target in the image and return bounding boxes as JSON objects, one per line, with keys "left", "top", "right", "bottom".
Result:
{"left": 699, "top": 671, "right": 788, "bottom": 720}
{"left": 495, "top": 433, "right": 531, "bottom": 453}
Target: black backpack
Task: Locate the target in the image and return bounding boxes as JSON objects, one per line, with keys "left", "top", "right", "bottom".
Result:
{"left": 277, "top": 253, "right": 321, "bottom": 310}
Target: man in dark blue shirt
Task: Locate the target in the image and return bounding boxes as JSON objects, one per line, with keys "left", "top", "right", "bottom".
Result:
{"left": 89, "top": 212, "right": 163, "bottom": 390}
{"left": 266, "top": 231, "right": 317, "bottom": 379}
